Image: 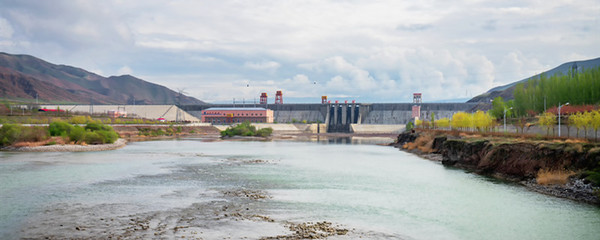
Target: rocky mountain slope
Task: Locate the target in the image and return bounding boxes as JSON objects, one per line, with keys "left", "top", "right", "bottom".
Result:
{"left": 468, "top": 57, "right": 600, "bottom": 103}
{"left": 0, "top": 52, "right": 204, "bottom": 105}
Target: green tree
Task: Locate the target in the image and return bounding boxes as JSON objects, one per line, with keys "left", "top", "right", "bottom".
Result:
{"left": 451, "top": 112, "right": 471, "bottom": 130}
{"left": 513, "top": 117, "right": 528, "bottom": 134}
{"left": 406, "top": 121, "right": 414, "bottom": 131}
{"left": 220, "top": 121, "right": 271, "bottom": 137}
{"left": 473, "top": 110, "right": 493, "bottom": 132}
{"left": 435, "top": 118, "right": 450, "bottom": 129}
{"left": 591, "top": 110, "right": 600, "bottom": 140}
{"left": 415, "top": 119, "right": 423, "bottom": 128}
{"left": 581, "top": 111, "right": 593, "bottom": 138}
{"left": 70, "top": 116, "right": 87, "bottom": 124}
{"left": 0, "top": 124, "right": 22, "bottom": 146}
{"left": 49, "top": 121, "right": 74, "bottom": 137}
{"left": 489, "top": 97, "right": 506, "bottom": 119}
{"left": 512, "top": 66, "right": 600, "bottom": 117}
{"left": 537, "top": 112, "right": 557, "bottom": 136}
{"left": 567, "top": 114, "right": 577, "bottom": 137}
{"left": 572, "top": 113, "right": 585, "bottom": 138}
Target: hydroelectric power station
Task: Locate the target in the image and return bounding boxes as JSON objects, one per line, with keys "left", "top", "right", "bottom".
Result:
{"left": 181, "top": 91, "right": 485, "bottom": 133}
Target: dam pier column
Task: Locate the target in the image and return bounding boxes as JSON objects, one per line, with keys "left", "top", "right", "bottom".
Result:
{"left": 350, "top": 103, "right": 356, "bottom": 123}
{"left": 341, "top": 104, "right": 347, "bottom": 125}
{"left": 324, "top": 104, "right": 331, "bottom": 126}
{"left": 333, "top": 104, "right": 338, "bottom": 126}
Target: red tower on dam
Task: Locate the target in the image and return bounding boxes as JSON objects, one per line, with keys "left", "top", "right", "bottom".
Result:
{"left": 413, "top": 93, "right": 422, "bottom": 103}
{"left": 412, "top": 93, "right": 422, "bottom": 119}
{"left": 260, "top": 92, "right": 268, "bottom": 105}
{"left": 275, "top": 91, "right": 283, "bottom": 104}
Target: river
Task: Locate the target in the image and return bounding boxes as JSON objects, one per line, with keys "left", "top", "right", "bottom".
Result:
{"left": 1, "top": 138, "right": 599, "bottom": 239}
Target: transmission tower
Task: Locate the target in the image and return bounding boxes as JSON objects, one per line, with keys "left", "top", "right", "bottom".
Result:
{"left": 175, "top": 88, "right": 187, "bottom": 123}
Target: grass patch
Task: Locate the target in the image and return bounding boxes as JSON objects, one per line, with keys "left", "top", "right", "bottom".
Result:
{"left": 403, "top": 133, "right": 434, "bottom": 153}
{"left": 536, "top": 168, "right": 575, "bottom": 185}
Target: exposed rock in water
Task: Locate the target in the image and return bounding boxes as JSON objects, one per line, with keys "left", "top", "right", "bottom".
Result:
{"left": 261, "top": 221, "right": 349, "bottom": 240}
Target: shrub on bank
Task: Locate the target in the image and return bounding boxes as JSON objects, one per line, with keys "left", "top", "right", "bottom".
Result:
{"left": 95, "top": 130, "right": 118, "bottom": 143}
{"left": 256, "top": 127, "right": 273, "bottom": 137}
{"left": 0, "top": 124, "right": 50, "bottom": 147}
{"left": 138, "top": 128, "right": 172, "bottom": 137}
{"left": 85, "top": 122, "right": 114, "bottom": 132}
{"left": 220, "top": 121, "right": 273, "bottom": 138}
{"left": 82, "top": 131, "right": 104, "bottom": 144}
{"left": 0, "top": 124, "right": 22, "bottom": 146}
{"left": 68, "top": 126, "right": 86, "bottom": 143}
{"left": 50, "top": 121, "right": 120, "bottom": 145}
{"left": 49, "top": 121, "right": 74, "bottom": 137}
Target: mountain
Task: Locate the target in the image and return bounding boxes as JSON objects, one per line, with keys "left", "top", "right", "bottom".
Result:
{"left": 468, "top": 57, "right": 600, "bottom": 103}
{"left": 0, "top": 52, "right": 205, "bottom": 105}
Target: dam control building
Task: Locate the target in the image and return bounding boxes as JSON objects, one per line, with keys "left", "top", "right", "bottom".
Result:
{"left": 201, "top": 107, "right": 274, "bottom": 124}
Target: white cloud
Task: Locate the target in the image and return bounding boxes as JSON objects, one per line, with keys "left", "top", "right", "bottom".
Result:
{"left": 117, "top": 65, "right": 133, "bottom": 75}
{"left": 0, "top": 0, "right": 598, "bottom": 103}
{"left": 243, "top": 61, "right": 281, "bottom": 72}
{"left": 285, "top": 74, "right": 310, "bottom": 85}
{"left": 0, "top": 18, "right": 14, "bottom": 38}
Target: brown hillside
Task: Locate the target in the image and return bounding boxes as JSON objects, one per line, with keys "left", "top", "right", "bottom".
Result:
{"left": 0, "top": 67, "right": 92, "bottom": 103}
{"left": 0, "top": 52, "right": 205, "bottom": 104}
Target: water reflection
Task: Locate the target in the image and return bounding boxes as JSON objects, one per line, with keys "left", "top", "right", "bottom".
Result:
{"left": 311, "top": 136, "right": 394, "bottom": 145}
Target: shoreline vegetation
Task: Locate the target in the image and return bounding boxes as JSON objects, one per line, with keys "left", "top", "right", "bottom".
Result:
{"left": 0, "top": 123, "right": 223, "bottom": 152}
{"left": 0, "top": 120, "right": 121, "bottom": 152}
{"left": 220, "top": 121, "right": 274, "bottom": 138}
{"left": 392, "top": 129, "right": 600, "bottom": 205}
{"left": 0, "top": 120, "right": 398, "bottom": 152}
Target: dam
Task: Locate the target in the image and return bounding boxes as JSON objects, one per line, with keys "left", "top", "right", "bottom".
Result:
{"left": 182, "top": 102, "right": 483, "bottom": 132}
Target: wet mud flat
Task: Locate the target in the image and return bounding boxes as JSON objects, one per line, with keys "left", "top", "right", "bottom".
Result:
{"left": 17, "top": 155, "right": 398, "bottom": 239}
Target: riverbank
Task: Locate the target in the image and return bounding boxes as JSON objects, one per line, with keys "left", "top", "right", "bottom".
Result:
{"left": 1, "top": 138, "right": 127, "bottom": 152}
{"left": 0, "top": 124, "right": 397, "bottom": 152}
{"left": 392, "top": 130, "right": 600, "bottom": 205}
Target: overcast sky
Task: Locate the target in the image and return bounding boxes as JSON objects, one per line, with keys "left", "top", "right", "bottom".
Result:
{"left": 0, "top": 0, "right": 598, "bottom": 103}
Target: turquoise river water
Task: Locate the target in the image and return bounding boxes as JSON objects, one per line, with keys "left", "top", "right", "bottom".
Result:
{"left": 1, "top": 139, "right": 599, "bottom": 239}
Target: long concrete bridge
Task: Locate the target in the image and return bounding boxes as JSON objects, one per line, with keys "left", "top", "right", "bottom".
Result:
{"left": 182, "top": 103, "right": 485, "bottom": 133}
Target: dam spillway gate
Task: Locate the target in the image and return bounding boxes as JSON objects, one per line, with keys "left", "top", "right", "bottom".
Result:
{"left": 325, "top": 103, "right": 363, "bottom": 133}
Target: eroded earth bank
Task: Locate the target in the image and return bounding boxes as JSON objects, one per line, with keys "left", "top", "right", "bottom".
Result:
{"left": 393, "top": 130, "right": 600, "bottom": 205}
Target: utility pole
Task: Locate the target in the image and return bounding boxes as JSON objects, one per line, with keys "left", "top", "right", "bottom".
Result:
{"left": 558, "top": 102, "right": 569, "bottom": 137}
{"left": 90, "top": 96, "right": 94, "bottom": 116}
{"left": 504, "top": 107, "right": 513, "bottom": 132}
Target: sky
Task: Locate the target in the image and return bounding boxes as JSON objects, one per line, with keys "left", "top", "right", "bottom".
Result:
{"left": 0, "top": 0, "right": 598, "bottom": 103}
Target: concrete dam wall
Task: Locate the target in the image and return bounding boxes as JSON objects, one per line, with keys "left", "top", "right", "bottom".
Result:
{"left": 182, "top": 103, "right": 484, "bottom": 132}
{"left": 362, "top": 103, "right": 481, "bottom": 124}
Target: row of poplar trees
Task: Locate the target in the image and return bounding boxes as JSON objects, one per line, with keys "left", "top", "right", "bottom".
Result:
{"left": 512, "top": 66, "right": 600, "bottom": 117}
